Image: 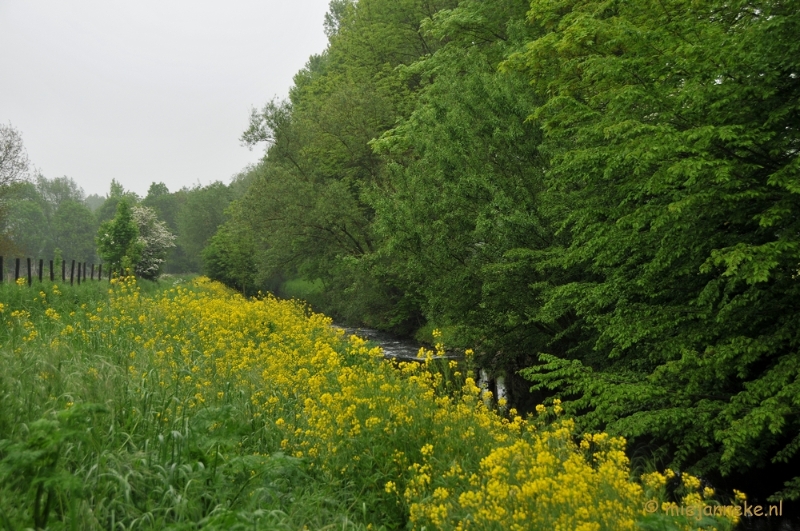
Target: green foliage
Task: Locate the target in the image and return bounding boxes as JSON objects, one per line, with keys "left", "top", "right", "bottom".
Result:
{"left": 1, "top": 176, "right": 98, "bottom": 263}
{"left": 83, "top": 194, "right": 104, "bottom": 213}
{"left": 141, "top": 182, "right": 179, "bottom": 232}
{"left": 202, "top": 203, "right": 257, "bottom": 296}
{"left": 94, "top": 179, "right": 140, "bottom": 225}
{"left": 207, "top": 0, "right": 800, "bottom": 504}
{"left": 96, "top": 201, "right": 142, "bottom": 273}
{"left": 51, "top": 200, "right": 96, "bottom": 263}
{"left": 226, "top": 0, "right": 464, "bottom": 329}
{"left": 176, "top": 182, "right": 234, "bottom": 273}
{"left": 280, "top": 278, "right": 324, "bottom": 299}
{"left": 505, "top": 0, "right": 800, "bottom": 500}
{"left": 370, "top": 0, "right": 552, "bottom": 360}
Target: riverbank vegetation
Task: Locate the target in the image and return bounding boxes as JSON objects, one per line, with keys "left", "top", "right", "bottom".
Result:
{"left": 0, "top": 277, "right": 738, "bottom": 529}
{"left": 195, "top": 0, "right": 800, "bottom": 508}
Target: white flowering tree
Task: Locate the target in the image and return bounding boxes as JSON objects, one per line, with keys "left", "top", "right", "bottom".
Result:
{"left": 131, "top": 206, "right": 176, "bottom": 280}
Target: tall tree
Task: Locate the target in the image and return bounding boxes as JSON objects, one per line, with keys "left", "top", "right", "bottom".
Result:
{"left": 176, "top": 182, "right": 234, "bottom": 272}
{"left": 2, "top": 175, "right": 97, "bottom": 262}
{"left": 0, "top": 124, "right": 30, "bottom": 252}
{"left": 95, "top": 179, "right": 139, "bottom": 224}
{"left": 234, "top": 0, "right": 459, "bottom": 328}
{"left": 506, "top": 0, "right": 800, "bottom": 500}
{"left": 0, "top": 124, "right": 29, "bottom": 190}
{"left": 51, "top": 200, "right": 96, "bottom": 263}
{"left": 0, "top": 182, "right": 47, "bottom": 256}
{"left": 96, "top": 201, "right": 141, "bottom": 273}
{"left": 370, "top": 0, "right": 552, "bottom": 356}
{"left": 202, "top": 201, "right": 258, "bottom": 296}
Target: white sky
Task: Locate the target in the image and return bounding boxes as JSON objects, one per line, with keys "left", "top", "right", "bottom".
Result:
{"left": 0, "top": 1, "right": 332, "bottom": 198}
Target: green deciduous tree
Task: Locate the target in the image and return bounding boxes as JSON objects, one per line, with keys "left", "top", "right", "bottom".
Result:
{"left": 96, "top": 201, "right": 142, "bottom": 273}
{"left": 1, "top": 176, "right": 97, "bottom": 262}
{"left": 95, "top": 179, "right": 140, "bottom": 225}
{"left": 202, "top": 202, "right": 257, "bottom": 296}
{"left": 176, "top": 182, "right": 234, "bottom": 273}
{"left": 370, "top": 0, "right": 553, "bottom": 359}
{"left": 505, "top": 0, "right": 800, "bottom": 500}
{"left": 232, "top": 0, "right": 459, "bottom": 329}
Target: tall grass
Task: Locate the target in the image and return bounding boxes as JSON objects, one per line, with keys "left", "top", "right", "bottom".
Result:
{"left": 0, "top": 277, "right": 736, "bottom": 530}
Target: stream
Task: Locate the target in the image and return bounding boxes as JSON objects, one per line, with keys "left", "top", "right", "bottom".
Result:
{"left": 332, "top": 325, "right": 434, "bottom": 361}
{"left": 332, "top": 324, "right": 507, "bottom": 402}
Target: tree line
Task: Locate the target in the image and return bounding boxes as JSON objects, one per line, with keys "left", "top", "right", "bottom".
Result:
{"left": 0, "top": 166, "right": 248, "bottom": 278}
{"left": 202, "top": 0, "right": 800, "bottom": 505}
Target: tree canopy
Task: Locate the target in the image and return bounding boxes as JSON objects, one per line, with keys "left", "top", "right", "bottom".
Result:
{"left": 203, "top": 0, "right": 800, "bottom": 503}
{"left": 96, "top": 200, "right": 142, "bottom": 272}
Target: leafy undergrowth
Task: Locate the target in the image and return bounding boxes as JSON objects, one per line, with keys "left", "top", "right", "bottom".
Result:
{"left": 0, "top": 277, "right": 735, "bottom": 530}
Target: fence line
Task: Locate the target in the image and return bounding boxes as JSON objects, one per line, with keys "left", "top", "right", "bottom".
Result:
{"left": 0, "top": 255, "right": 110, "bottom": 286}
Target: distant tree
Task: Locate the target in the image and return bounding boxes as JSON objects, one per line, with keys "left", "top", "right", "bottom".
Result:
{"left": 52, "top": 200, "right": 96, "bottom": 263}
{"left": 142, "top": 182, "right": 179, "bottom": 231}
{"left": 202, "top": 201, "right": 257, "bottom": 295}
{"left": 131, "top": 206, "right": 176, "bottom": 280}
{"left": 36, "top": 175, "right": 84, "bottom": 208}
{"left": 0, "top": 124, "right": 31, "bottom": 250}
{"left": 176, "top": 182, "right": 233, "bottom": 271}
{"left": 84, "top": 194, "right": 105, "bottom": 212}
{"left": 0, "top": 124, "right": 30, "bottom": 189}
{"left": 1, "top": 181, "right": 47, "bottom": 256}
{"left": 96, "top": 201, "right": 142, "bottom": 273}
{"left": 1, "top": 175, "right": 97, "bottom": 261}
{"left": 96, "top": 179, "right": 139, "bottom": 224}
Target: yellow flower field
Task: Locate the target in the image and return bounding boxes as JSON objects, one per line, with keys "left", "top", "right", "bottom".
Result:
{"left": 0, "top": 277, "right": 736, "bottom": 530}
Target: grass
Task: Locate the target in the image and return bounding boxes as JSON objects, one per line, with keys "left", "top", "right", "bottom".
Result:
{"left": 280, "top": 278, "right": 325, "bottom": 299}
{"left": 0, "top": 276, "right": 737, "bottom": 530}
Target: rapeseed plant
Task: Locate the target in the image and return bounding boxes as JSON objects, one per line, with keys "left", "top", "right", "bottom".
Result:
{"left": 0, "top": 276, "right": 736, "bottom": 530}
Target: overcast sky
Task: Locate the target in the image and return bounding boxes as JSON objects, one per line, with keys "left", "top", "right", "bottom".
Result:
{"left": 0, "top": 1, "right": 332, "bottom": 198}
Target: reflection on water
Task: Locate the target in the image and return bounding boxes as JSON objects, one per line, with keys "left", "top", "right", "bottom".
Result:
{"left": 331, "top": 325, "right": 508, "bottom": 399}
{"left": 332, "top": 325, "right": 460, "bottom": 361}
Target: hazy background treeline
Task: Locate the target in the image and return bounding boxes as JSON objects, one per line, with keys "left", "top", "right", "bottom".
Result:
{"left": 0, "top": 174, "right": 250, "bottom": 275}
{"left": 202, "top": 0, "right": 800, "bottom": 506}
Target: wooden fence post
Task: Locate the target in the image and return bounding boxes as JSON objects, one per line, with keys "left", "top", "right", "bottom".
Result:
{"left": 70, "top": 260, "right": 75, "bottom": 286}
{"left": 62, "top": 260, "right": 66, "bottom": 282}
{"left": 98, "top": 264, "right": 102, "bottom": 281}
{"left": 15, "top": 258, "right": 20, "bottom": 282}
{"left": 0, "top": 256, "right": 3, "bottom": 283}
{"left": 27, "top": 258, "right": 32, "bottom": 286}
{"left": 77, "top": 262, "right": 81, "bottom": 285}
{"left": 50, "top": 260, "right": 54, "bottom": 281}
{"left": 38, "top": 259, "right": 43, "bottom": 282}
{"left": 91, "top": 264, "right": 95, "bottom": 281}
